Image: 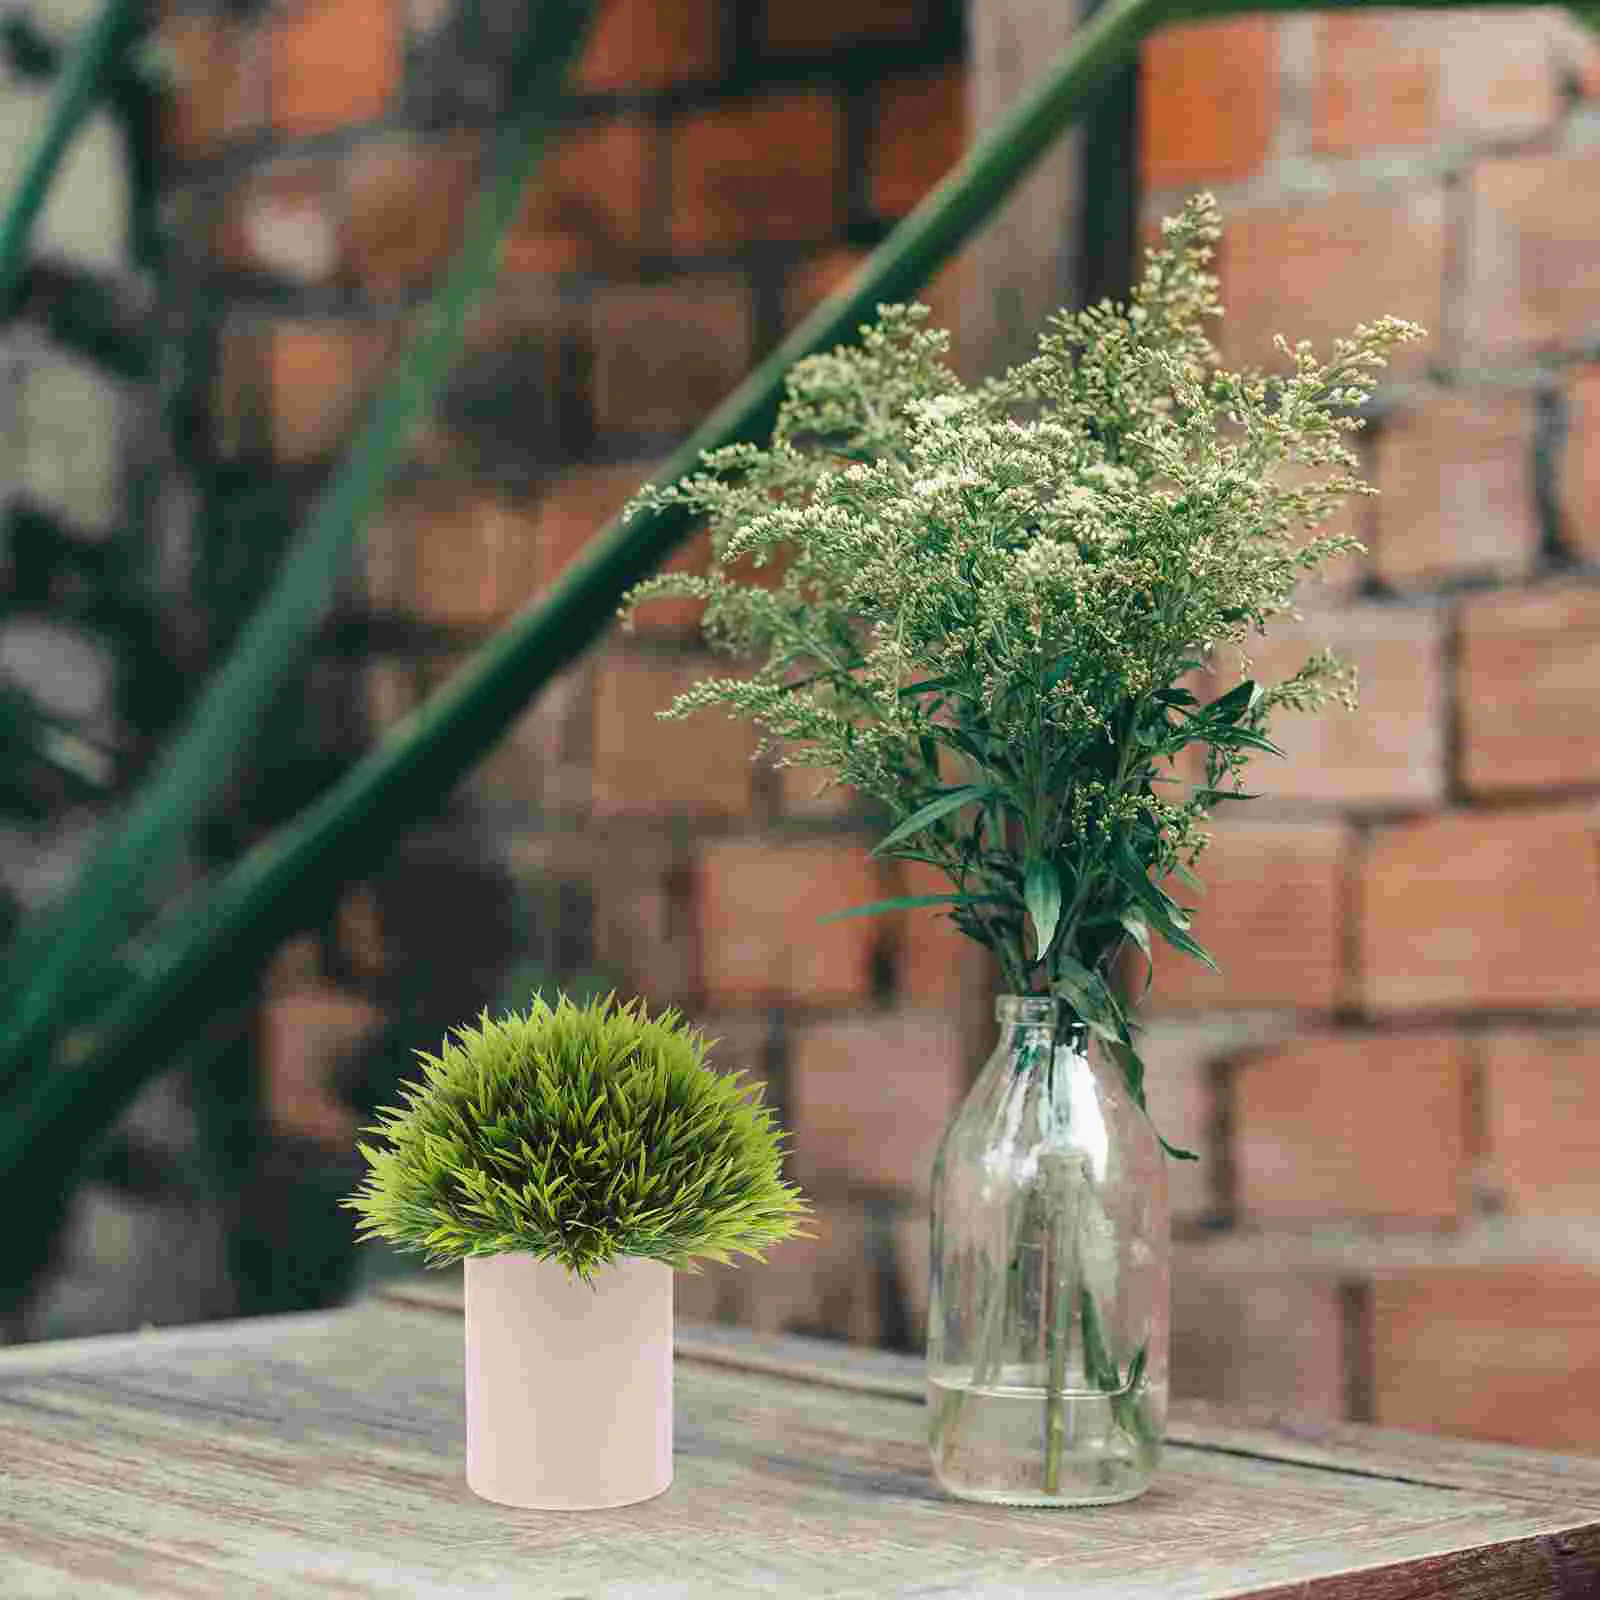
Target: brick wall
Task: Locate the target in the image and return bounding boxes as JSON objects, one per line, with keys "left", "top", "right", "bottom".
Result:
{"left": 159, "top": 0, "right": 975, "bottom": 1350}
{"left": 1139, "top": 6, "right": 1600, "bottom": 1449}
{"left": 160, "top": 0, "right": 1600, "bottom": 1452}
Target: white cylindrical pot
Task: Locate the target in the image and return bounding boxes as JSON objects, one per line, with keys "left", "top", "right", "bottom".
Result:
{"left": 464, "top": 1252, "right": 673, "bottom": 1509}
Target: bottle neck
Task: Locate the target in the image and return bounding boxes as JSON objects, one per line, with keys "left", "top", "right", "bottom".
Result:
{"left": 994, "top": 995, "right": 1090, "bottom": 1043}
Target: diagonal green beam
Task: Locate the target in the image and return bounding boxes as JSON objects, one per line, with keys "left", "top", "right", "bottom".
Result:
{"left": 0, "top": 0, "right": 138, "bottom": 314}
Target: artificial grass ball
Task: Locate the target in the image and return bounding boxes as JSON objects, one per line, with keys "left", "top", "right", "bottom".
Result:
{"left": 344, "top": 993, "right": 811, "bottom": 1280}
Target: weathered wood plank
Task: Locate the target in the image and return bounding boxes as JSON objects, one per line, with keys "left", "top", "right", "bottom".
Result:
{"left": 379, "top": 1274, "right": 1600, "bottom": 1506}
{"left": 0, "top": 1299, "right": 1595, "bottom": 1598}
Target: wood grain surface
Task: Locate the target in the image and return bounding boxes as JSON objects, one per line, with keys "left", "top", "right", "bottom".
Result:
{"left": 0, "top": 1288, "right": 1595, "bottom": 1598}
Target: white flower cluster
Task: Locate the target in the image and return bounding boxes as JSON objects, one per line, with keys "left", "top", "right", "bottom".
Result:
{"left": 621, "top": 193, "right": 1422, "bottom": 1004}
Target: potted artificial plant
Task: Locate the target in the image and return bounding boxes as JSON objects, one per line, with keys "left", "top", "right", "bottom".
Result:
{"left": 345, "top": 993, "right": 811, "bottom": 1509}
{"left": 621, "top": 193, "right": 1419, "bottom": 1505}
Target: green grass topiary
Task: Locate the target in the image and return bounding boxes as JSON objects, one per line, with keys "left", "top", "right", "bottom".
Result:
{"left": 343, "top": 993, "right": 812, "bottom": 1280}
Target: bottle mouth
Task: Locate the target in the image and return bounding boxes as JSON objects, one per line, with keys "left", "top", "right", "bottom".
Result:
{"left": 994, "top": 995, "right": 1065, "bottom": 1025}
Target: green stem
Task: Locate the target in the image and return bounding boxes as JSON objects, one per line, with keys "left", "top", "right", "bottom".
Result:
{"left": 931, "top": 1030, "right": 1045, "bottom": 1472}
{"left": 1041, "top": 1005, "right": 1074, "bottom": 1494}
{"left": 0, "top": 0, "right": 138, "bottom": 314}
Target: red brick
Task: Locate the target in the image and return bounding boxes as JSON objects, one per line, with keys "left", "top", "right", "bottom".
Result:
{"left": 475, "top": 659, "right": 595, "bottom": 818}
{"left": 764, "top": 0, "right": 930, "bottom": 53}
{"left": 366, "top": 482, "right": 542, "bottom": 626}
{"left": 669, "top": 91, "right": 844, "bottom": 252}
{"left": 1149, "top": 821, "right": 1349, "bottom": 1014}
{"left": 1314, "top": 14, "right": 1564, "bottom": 157}
{"left": 1436, "top": 14, "right": 1568, "bottom": 142}
{"left": 1484, "top": 1030, "right": 1600, "bottom": 1217}
{"left": 892, "top": 1203, "right": 933, "bottom": 1347}
{"left": 694, "top": 838, "right": 889, "bottom": 1005}
{"left": 504, "top": 120, "right": 651, "bottom": 276}
{"left": 1466, "top": 152, "right": 1600, "bottom": 358}
{"left": 778, "top": 762, "right": 862, "bottom": 818}
{"left": 335, "top": 885, "right": 387, "bottom": 980}
{"left": 262, "top": 933, "right": 323, "bottom": 995}
{"left": 363, "top": 657, "right": 419, "bottom": 731}
{"left": 218, "top": 157, "right": 342, "bottom": 285}
{"left": 789, "top": 1012, "right": 965, "bottom": 1194}
{"left": 576, "top": 0, "right": 722, "bottom": 91}
{"left": 398, "top": 291, "right": 571, "bottom": 471}
{"left": 526, "top": 471, "right": 739, "bottom": 637}
{"left": 267, "top": 320, "right": 392, "bottom": 463}
{"left": 162, "top": 17, "right": 269, "bottom": 159}
{"left": 868, "top": 68, "right": 966, "bottom": 219}
{"left": 272, "top": 0, "right": 399, "bottom": 137}
{"left": 1171, "top": 1261, "right": 1345, "bottom": 1418}
{"left": 1235, "top": 1033, "right": 1469, "bottom": 1223}
{"left": 1193, "top": 606, "right": 1444, "bottom": 810}
{"left": 1313, "top": 15, "right": 1436, "bottom": 155}
{"left": 1360, "top": 805, "right": 1600, "bottom": 1013}
{"left": 1560, "top": 366, "right": 1600, "bottom": 564}
{"left": 1371, "top": 388, "right": 1539, "bottom": 588}
{"left": 592, "top": 652, "right": 759, "bottom": 817}
{"left": 528, "top": 461, "right": 655, "bottom": 580}
{"left": 1372, "top": 1266, "right": 1600, "bottom": 1450}
{"left": 891, "top": 859, "right": 996, "bottom": 1014}
{"left": 676, "top": 1196, "right": 882, "bottom": 1341}
{"left": 342, "top": 136, "right": 480, "bottom": 298}
{"left": 1135, "top": 1018, "right": 1290, "bottom": 1223}
{"left": 1460, "top": 584, "right": 1600, "bottom": 797}
{"left": 1141, "top": 19, "right": 1278, "bottom": 189}
{"left": 784, "top": 245, "right": 968, "bottom": 344}
{"left": 259, "top": 986, "right": 381, "bottom": 1145}
{"left": 588, "top": 276, "right": 753, "bottom": 433}
{"left": 1569, "top": 11, "right": 1600, "bottom": 99}
{"left": 1217, "top": 190, "right": 1444, "bottom": 375}
{"left": 584, "top": 835, "right": 698, "bottom": 1009}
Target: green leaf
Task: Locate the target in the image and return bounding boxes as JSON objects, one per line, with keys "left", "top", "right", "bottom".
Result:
{"left": 1113, "top": 840, "right": 1220, "bottom": 973}
{"left": 818, "top": 892, "right": 1007, "bottom": 923}
{"left": 1106, "top": 1038, "right": 1198, "bottom": 1160}
{"left": 1206, "top": 679, "right": 1259, "bottom": 725}
{"left": 1080, "top": 1289, "right": 1120, "bottom": 1394}
{"left": 1192, "top": 787, "right": 1260, "bottom": 804}
{"left": 872, "top": 785, "right": 989, "bottom": 855}
{"left": 1024, "top": 858, "right": 1062, "bottom": 961}
{"left": 1125, "top": 1343, "right": 1148, "bottom": 1391}
{"left": 1218, "top": 726, "right": 1286, "bottom": 759}
{"left": 1167, "top": 859, "right": 1204, "bottom": 893}
{"left": 1052, "top": 955, "right": 1123, "bottom": 1046}
{"left": 1106, "top": 1037, "right": 1146, "bottom": 1107}
{"left": 1119, "top": 910, "right": 1154, "bottom": 1000}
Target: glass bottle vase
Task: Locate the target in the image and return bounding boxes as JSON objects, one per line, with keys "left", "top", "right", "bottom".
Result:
{"left": 927, "top": 995, "right": 1169, "bottom": 1506}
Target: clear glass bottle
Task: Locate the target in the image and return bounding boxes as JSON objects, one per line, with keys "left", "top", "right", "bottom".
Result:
{"left": 927, "top": 995, "right": 1169, "bottom": 1506}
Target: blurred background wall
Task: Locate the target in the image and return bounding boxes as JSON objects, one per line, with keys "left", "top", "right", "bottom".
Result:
{"left": 5, "top": 0, "right": 1600, "bottom": 1455}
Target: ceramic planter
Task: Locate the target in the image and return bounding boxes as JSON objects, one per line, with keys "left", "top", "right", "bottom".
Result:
{"left": 464, "top": 1252, "right": 673, "bottom": 1509}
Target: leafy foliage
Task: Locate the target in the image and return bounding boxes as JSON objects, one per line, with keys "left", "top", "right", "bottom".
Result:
{"left": 622, "top": 194, "right": 1422, "bottom": 1150}
{"left": 345, "top": 993, "right": 812, "bottom": 1280}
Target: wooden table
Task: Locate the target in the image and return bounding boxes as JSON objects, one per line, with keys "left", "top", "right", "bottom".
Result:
{"left": 2, "top": 1280, "right": 1597, "bottom": 1598}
